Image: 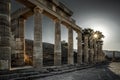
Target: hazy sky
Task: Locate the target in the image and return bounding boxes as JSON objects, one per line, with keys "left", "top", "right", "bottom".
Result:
{"left": 12, "top": 0, "right": 120, "bottom": 51}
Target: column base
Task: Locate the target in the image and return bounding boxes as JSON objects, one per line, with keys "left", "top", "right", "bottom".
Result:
{"left": 0, "top": 60, "right": 9, "bottom": 70}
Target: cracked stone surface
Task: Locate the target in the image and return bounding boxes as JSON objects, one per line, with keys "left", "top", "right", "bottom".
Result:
{"left": 35, "top": 62, "right": 120, "bottom": 80}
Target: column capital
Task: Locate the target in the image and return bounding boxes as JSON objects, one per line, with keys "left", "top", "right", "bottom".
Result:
{"left": 34, "top": 7, "right": 44, "bottom": 13}
{"left": 68, "top": 26, "right": 74, "bottom": 30}
{"left": 53, "top": 18, "right": 61, "bottom": 23}
{"left": 76, "top": 28, "right": 82, "bottom": 34}
{"left": 77, "top": 31, "right": 82, "bottom": 35}
{"left": 76, "top": 31, "right": 82, "bottom": 40}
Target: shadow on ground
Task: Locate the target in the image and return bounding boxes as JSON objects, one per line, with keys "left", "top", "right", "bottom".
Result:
{"left": 95, "top": 62, "right": 120, "bottom": 80}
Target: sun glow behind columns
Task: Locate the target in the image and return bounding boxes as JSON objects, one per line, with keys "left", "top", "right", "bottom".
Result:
{"left": 88, "top": 25, "right": 110, "bottom": 50}
{"left": 77, "top": 14, "right": 113, "bottom": 49}
{"left": 93, "top": 34, "right": 98, "bottom": 39}
{"left": 77, "top": 15, "right": 111, "bottom": 42}
{"left": 90, "top": 25, "right": 110, "bottom": 41}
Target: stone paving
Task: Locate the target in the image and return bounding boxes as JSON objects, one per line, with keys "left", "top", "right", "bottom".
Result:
{"left": 35, "top": 62, "right": 120, "bottom": 80}
{"left": 109, "top": 62, "right": 120, "bottom": 76}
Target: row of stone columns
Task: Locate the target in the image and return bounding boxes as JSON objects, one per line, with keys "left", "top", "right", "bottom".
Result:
{"left": 83, "top": 35, "right": 105, "bottom": 64}
{"left": 13, "top": 7, "right": 104, "bottom": 68}
{"left": 33, "top": 7, "right": 84, "bottom": 68}
{"left": 93, "top": 40, "right": 102, "bottom": 63}
{"left": 10, "top": 7, "right": 81, "bottom": 68}
{"left": 0, "top": 0, "right": 105, "bottom": 70}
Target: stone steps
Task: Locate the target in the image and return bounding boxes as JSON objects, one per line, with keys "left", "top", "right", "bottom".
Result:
{"left": 0, "top": 63, "right": 103, "bottom": 80}
{"left": 0, "top": 67, "right": 34, "bottom": 75}
{"left": 0, "top": 67, "right": 39, "bottom": 80}
{"left": 0, "top": 70, "right": 39, "bottom": 80}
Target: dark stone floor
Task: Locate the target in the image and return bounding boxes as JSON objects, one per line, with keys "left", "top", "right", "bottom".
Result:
{"left": 35, "top": 62, "right": 120, "bottom": 80}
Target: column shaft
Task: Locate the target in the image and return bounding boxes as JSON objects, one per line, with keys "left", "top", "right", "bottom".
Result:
{"left": 93, "top": 39, "right": 97, "bottom": 63}
{"left": 99, "top": 42, "right": 103, "bottom": 62}
{"left": 33, "top": 8, "right": 43, "bottom": 68}
{"left": 54, "top": 19, "right": 61, "bottom": 66}
{"left": 84, "top": 35, "right": 89, "bottom": 63}
{"left": 90, "top": 49, "right": 94, "bottom": 63}
{"left": 97, "top": 41, "right": 100, "bottom": 62}
{"left": 17, "top": 18, "right": 26, "bottom": 65}
{"left": 89, "top": 38, "right": 94, "bottom": 63}
{"left": 0, "top": 0, "right": 11, "bottom": 70}
{"left": 68, "top": 27, "right": 74, "bottom": 64}
{"left": 77, "top": 32, "right": 82, "bottom": 64}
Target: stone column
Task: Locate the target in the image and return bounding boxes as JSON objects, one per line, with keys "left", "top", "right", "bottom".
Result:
{"left": 99, "top": 41, "right": 103, "bottom": 62}
{"left": 89, "top": 38, "right": 94, "bottom": 63}
{"left": 18, "top": 17, "right": 26, "bottom": 65}
{"left": 96, "top": 42, "right": 99, "bottom": 62}
{"left": 84, "top": 35, "right": 89, "bottom": 64}
{"left": 97, "top": 41, "right": 102, "bottom": 62}
{"left": 0, "top": 0, "right": 11, "bottom": 70}
{"left": 77, "top": 31, "right": 82, "bottom": 64}
{"left": 93, "top": 39, "right": 97, "bottom": 63}
{"left": 96, "top": 41, "right": 100, "bottom": 62}
{"left": 68, "top": 27, "right": 74, "bottom": 65}
{"left": 54, "top": 19, "right": 61, "bottom": 66}
{"left": 33, "top": 7, "right": 43, "bottom": 68}
{"left": 90, "top": 49, "right": 94, "bottom": 63}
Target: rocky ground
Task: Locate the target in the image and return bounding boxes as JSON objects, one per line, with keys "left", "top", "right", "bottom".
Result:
{"left": 35, "top": 62, "right": 120, "bottom": 80}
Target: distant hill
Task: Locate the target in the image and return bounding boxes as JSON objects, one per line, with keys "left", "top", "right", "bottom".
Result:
{"left": 103, "top": 50, "right": 120, "bottom": 58}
